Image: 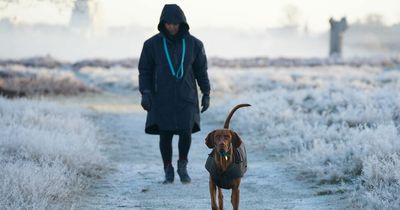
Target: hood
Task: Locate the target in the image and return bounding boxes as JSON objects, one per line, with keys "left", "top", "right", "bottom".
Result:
{"left": 158, "top": 4, "right": 189, "bottom": 39}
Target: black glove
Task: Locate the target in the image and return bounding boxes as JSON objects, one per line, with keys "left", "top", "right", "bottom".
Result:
{"left": 201, "top": 93, "right": 210, "bottom": 113}
{"left": 141, "top": 90, "right": 152, "bottom": 111}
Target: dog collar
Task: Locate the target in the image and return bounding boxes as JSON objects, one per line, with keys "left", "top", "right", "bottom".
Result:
{"left": 219, "top": 150, "right": 230, "bottom": 160}
{"left": 218, "top": 143, "right": 232, "bottom": 160}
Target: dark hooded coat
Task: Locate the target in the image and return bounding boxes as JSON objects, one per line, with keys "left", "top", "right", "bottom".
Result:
{"left": 138, "top": 4, "right": 210, "bottom": 135}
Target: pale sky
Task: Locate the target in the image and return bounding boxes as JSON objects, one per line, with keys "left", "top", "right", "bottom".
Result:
{"left": 1, "top": 0, "right": 400, "bottom": 32}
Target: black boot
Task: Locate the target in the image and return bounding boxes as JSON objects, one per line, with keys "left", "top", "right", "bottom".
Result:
{"left": 177, "top": 160, "right": 191, "bottom": 184}
{"left": 163, "top": 164, "right": 174, "bottom": 184}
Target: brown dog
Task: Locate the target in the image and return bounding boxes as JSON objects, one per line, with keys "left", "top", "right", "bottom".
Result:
{"left": 205, "top": 104, "right": 250, "bottom": 210}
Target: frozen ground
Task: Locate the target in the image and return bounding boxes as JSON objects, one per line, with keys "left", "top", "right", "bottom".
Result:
{"left": 1, "top": 64, "right": 400, "bottom": 209}
{"left": 54, "top": 65, "right": 400, "bottom": 209}
{"left": 68, "top": 97, "right": 349, "bottom": 210}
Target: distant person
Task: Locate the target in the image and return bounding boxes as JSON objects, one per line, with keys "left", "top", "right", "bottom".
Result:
{"left": 138, "top": 4, "right": 210, "bottom": 184}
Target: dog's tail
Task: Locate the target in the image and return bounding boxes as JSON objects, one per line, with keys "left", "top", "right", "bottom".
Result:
{"left": 223, "top": 104, "right": 251, "bottom": 129}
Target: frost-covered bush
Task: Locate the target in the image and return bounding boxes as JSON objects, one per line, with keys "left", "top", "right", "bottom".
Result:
{"left": 78, "top": 66, "right": 138, "bottom": 93}
{"left": 0, "top": 97, "right": 109, "bottom": 209}
{"left": 0, "top": 65, "right": 97, "bottom": 96}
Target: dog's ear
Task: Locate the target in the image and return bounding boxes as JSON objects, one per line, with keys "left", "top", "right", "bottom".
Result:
{"left": 230, "top": 130, "right": 243, "bottom": 148}
{"left": 205, "top": 130, "right": 216, "bottom": 148}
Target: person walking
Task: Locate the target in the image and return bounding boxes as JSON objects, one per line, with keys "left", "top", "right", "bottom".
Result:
{"left": 138, "top": 4, "right": 210, "bottom": 184}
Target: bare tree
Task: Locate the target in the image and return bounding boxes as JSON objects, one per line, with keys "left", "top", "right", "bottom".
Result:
{"left": 0, "top": 0, "right": 75, "bottom": 11}
{"left": 282, "top": 4, "right": 301, "bottom": 28}
{"left": 329, "top": 17, "right": 348, "bottom": 57}
{"left": 364, "top": 13, "right": 384, "bottom": 26}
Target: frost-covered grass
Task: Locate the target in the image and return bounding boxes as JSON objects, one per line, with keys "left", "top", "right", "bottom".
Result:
{"left": 205, "top": 66, "right": 400, "bottom": 209}
{"left": 76, "top": 65, "right": 399, "bottom": 208}
{"left": 0, "top": 65, "right": 140, "bottom": 95}
{"left": 4, "top": 63, "right": 398, "bottom": 209}
{"left": 0, "top": 65, "right": 97, "bottom": 96}
{"left": 77, "top": 66, "right": 138, "bottom": 93}
{"left": 0, "top": 97, "right": 109, "bottom": 209}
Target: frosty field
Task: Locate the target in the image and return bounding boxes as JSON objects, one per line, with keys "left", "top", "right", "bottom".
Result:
{"left": 1, "top": 63, "right": 400, "bottom": 209}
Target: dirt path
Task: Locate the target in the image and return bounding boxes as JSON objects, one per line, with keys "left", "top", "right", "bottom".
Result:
{"left": 72, "top": 100, "right": 349, "bottom": 210}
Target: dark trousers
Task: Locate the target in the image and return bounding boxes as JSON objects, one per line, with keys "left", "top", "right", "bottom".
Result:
{"left": 159, "top": 130, "right": 192, "bottom": 168}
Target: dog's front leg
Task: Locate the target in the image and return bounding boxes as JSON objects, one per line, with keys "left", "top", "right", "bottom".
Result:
{"left": 231, "top": 187, "right": 240, "bottom": 210}
{"left": 217, "top": 187, "right": 224, "bottom": 210}
{"left": 209, "top": 176, "right": 218, "bottom": 210}
{"left": 231, "top": 179, "right": 241, "bottom": 210}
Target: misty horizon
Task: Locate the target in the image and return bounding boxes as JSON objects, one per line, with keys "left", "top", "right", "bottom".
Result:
{"left": 1, "top": 0, "right": 399, "bottom": 60}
